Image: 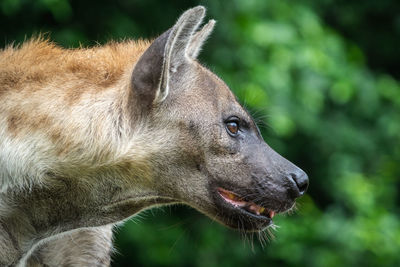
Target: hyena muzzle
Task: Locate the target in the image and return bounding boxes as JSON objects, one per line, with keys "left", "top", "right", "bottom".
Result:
{"left": 0, "top": 6, "right": 308, "bottom": 266}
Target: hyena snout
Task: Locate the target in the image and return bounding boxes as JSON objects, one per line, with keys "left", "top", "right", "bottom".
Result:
{"left": 286, "top": 168, "right": 309, "bottom": 198}
{"left": 247, "top": 159, "right": 309, "bottom": 219}
{"left": 253, "top": 143, "right": 309, "bottom": 198}
{"left": 251, "top": 145, "right": 309, "bottom": 210}
{"left": 268, "top": 150, "right": 309, "bottom": 200}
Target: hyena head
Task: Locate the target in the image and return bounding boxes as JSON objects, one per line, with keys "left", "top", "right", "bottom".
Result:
{"left": 129, "top": 6, "right": 308, "bottom": 231}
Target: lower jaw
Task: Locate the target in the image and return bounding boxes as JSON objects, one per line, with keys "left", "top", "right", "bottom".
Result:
{"left": 214, "top": 188, "right": 276, "bottom": 230}
{"left": 213, "top": 206, "right": 274, "bottom": 231}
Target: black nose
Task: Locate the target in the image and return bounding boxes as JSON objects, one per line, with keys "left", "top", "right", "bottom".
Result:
{"left": 289, "top": 170, "right": 309, "bottom": 196}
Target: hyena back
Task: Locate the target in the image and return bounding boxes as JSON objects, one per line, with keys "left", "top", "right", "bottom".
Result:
{"left": 0, "top": 6, "right": 308, "bottom": 266}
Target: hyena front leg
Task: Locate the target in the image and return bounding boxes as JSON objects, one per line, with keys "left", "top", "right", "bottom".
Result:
{"left": 25, "top": 226, "right": 113, "bottom": 267}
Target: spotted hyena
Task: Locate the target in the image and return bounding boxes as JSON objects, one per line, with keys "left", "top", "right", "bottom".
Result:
{"left": 0, "top": 6, "right": 308, "bottom": 266}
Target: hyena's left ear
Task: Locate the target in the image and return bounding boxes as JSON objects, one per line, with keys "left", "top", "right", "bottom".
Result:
{"left": 131, "top": 6, "right": 210, "bottom": 112}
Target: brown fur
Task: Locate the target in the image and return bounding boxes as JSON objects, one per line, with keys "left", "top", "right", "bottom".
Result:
{"left": 0, "top": 37, "right": 149, "bottom": 93}
{"left": 1, "top": 38, "right": 150, "bottom": 140}
{"left": 0, "top": 38, "right": 153, "bottom": 159}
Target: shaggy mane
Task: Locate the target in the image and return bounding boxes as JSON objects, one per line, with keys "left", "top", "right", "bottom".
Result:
{"left": 0, "top": 37, "right": 151, "bottom": 94}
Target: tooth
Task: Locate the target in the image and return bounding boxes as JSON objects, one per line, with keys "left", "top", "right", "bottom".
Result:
{"left": 259, "top": 207, "right": 265, "bottom": 214}
{"left": 237, "top": 200, "right": 247, "bottom": 206}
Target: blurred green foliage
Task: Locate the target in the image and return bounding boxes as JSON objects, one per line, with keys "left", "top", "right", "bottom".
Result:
{"left": 1, "top": 0, "right": 399, "bottom": 266}
{"left": 302, "top": 0, "right": 400, "bottom": 79}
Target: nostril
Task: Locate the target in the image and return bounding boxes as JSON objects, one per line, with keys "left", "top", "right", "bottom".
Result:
{"left": 290, "top": 171, "right": 309, "bottom": 196}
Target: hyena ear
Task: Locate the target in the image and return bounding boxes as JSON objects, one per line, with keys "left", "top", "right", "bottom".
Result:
{"left": 187, "top": 19, "right": 216, "bottom": 59}
{"left": 131, "top": 6, "right": 205, "bottom": 110}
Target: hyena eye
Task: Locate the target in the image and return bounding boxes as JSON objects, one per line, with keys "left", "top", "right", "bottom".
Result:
{"left": 226, "top": 118, "right": 240, "bottom": 136}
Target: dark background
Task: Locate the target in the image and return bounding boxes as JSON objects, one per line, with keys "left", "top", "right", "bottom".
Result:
{"left": 2, "top": 0, "right": 399, "bottom": 266}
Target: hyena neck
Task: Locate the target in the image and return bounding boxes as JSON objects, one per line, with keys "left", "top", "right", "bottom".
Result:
{"left": 0, "top": 169, "right": 175, "bottom": 265}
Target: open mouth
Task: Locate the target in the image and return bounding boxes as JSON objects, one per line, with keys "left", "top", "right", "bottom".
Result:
{"left": 217, "top": 187, "right": 275, "bottom": 219}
